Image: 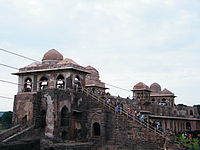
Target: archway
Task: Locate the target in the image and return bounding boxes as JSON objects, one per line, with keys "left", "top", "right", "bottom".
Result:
{"left": 24, "top": 78, "right": 32, "bottom": 92}
{"left": 93, "top": 122, "right": 101, "bottom": 136}
{"left": 61, "top": 131, "right": 68, "bottom": 140}
{"left": 61, "top": 106, "right": 69, "bottom": 126}
{"left": 189, "top": 110, "right": 193, "bottom": 116}
{"left": 186, "top": 122, "right": 191, "bottom": 131}
{"left": 40, "top": 76, "right": 48, "bottom": 90}
{"left": 41, "top": 110, "right": 46, "bottom": 128}
{"left": 74, "top": 76, "right": 82, "bottom": 91}
{"left": 56, "top": 75, "right": 65, "bottom": 89}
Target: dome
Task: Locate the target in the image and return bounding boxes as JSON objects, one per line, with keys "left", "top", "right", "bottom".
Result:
{"left": 150, "top": 82, "right": 161, "bottom": 92}
{"left": 160, "top": 88, "right": 174, "bottom": 95}
{"left": 85, "top": 65, "right": 99, "bottom": 74}
{"left": 58, "top": 58, "right": 79, "bottom": 65}
{"left": 42, "top": 49, "right": 63, "bottom": 62}
{"left": 133, "top": 82, "right": 150, "bottom": 90}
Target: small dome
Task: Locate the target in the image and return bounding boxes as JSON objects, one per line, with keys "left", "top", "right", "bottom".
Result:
{"left": 58, "top": 58, "right": 79, "bottom": 65}
{"left": 150, "top": 82, "right": 161, "bottom": 92}
{"left": 42, "top": 49, "right": 63, "bottom": 61}
{"left": 161, "top": 88, "right": 174, "bottom": 95}
{"left": 133, "top": 82, "right": 150, "bottom": 90}
{"left": 85, "top": 65, "right": 99, "bottom": 74}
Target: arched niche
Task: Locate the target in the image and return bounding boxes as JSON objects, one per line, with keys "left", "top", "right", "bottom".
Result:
{"left": 56, "top": 74, "right": 65, "bottom": 89}
{"left": 61, "top": 106, "right": 69, "bottom": 126}
{"left": 24, "top": 77, "right": 32, "bottom": 92}
{"left": 92, "top": 122, "right": 101, "bottom": 136}
{"left": 40, "top": 76, "right": 48, "bottom": 90}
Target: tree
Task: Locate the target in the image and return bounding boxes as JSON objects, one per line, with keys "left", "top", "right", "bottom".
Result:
{"left": 177, "top": 104, "right": 187, "bottom": 107}
{"left": 1, "top": 111, "right": 13, "bottom": 128}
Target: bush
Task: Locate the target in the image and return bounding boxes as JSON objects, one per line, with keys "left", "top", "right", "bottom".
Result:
{"left": 1, "top": 111, "right": 13, "bottom": 129}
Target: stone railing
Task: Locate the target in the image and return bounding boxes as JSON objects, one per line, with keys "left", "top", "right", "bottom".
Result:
{"left": 0, "top": 125, "right": 21, "bottom": 142}
{"left": 82, "top": 88, "right": 166, "bottom": 139}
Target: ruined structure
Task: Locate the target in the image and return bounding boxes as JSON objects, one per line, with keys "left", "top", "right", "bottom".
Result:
{"left": 133, "top": 82, "right": 200, "bottom": 133}
{"left": 0, "top": 49, "right": 199, "bottom": 150}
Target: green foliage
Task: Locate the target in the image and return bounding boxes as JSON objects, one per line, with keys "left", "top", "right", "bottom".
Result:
{"left": 193, "top": 105, "right": 200, "bottom": 115}
{"left": 177, "top": 104, "right": 188, "bottom": 107}
{"left": 1, "top": 111, "right": 13, "bottom": 129}
{"left": 177, "top": 133, "right": 200, "bottom": 150}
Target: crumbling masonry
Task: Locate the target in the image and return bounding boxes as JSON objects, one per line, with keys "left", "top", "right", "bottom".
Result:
{"left": 0, "top": 49, "right": 199, "bottom": 150}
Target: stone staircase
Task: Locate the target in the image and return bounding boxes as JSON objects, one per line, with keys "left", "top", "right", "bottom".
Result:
{"left": 1, "top": 125, "right": 34, "bottom": 142}
{"left": 0, "top": 124, "right": 34, "bottom": 143}
{"left": 82, "top": 88, "right": 184, "bottom": 150}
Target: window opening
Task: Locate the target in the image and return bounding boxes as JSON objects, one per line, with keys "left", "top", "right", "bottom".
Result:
{"left": 93, "top": 122, "right": 101, "bottom": 136}
{"left": 61, "top": 106, "right": 69, "bottom": 126}
{"left": 40, "top": 77, "right": 48, "bottom": 90}
{"left": 189, "top": 110, "right": 193, "bottom": 116}
{"left": 56, "top": 75, "right": 65, "bottom": 89}
{"left": 24, "top": 78, "right": 32, "bottom": 92}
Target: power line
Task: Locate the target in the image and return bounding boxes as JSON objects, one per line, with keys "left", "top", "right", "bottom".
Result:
{"left": 0, "top": 96, "right": 13, "bottom": 100}
{"left": 105, "top": 83, "right": 131, "bottom": 92}
{"left": 0, "top": 48, "right": 40, "bottom": 62}
{"left": 0, "top": 50, "right": 132, "bottom": 92}
{"left": 0, "top": 79, "right": 23, "bottom": 86}
{"left": 0, "top": 63, "right": 18, "bottom": 70}
{"left": 0, "top": 62, "right": 132, "bottom": 92}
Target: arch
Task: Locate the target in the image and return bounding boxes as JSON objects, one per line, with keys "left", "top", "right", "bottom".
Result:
{"left": 24, "top": 77, "right": 32, "bottom": 92}
{"left": 74, "top": 75, "right": 82, "bottom": 91}
{"left": 189, "top": 110, "right": 193, "bottom": 116}
{"left": 41, "top": 110, "right": 46, "bottom": 128}
{"left": 93, "top": 122, "right": 101, "bottom": 136}
{"left": 56, "top": 74, "right": 65, "bottom": 89}
{"left": 61, "top": 131, "right": 68, "bottom": 140}
{"left": 75, "top": 75, "right": 80, "bottom": 82}
{"left": 186, "top": 122, "right": 191, "bottom": 131}
{"left": 22, "top": 115, "right": 27, "bottom": 126}
{"left": 151, "top": 99, "right": 155, "bottom": 103}
{"left": 61, "top": 106, "right": 69, "bottom": 126}
{"left": 40, "top": 76, "right": 48, "bottom": 90}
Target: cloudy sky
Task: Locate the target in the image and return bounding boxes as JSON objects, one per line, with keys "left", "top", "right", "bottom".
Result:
{"left": 0, "top": 0, "right": 200, "bottom": 111}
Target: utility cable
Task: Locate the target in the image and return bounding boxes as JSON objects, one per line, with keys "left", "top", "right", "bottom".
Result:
{"left": 0, "top": 48, "right": 40, "bottom": 62}
{"left": 0, "top": 49, "right": 132, "bottom": 92}
{"left": 0, "top": 63, "right": 19, "bottom": 70}
{"left": 105, "top": 83, "right": 132, "bottom": 92}
{"left": 0, "top": 96, "right": 13, "bottom": 100}
{"left": 0, "top": 79, "right": 23, "bottom": 86}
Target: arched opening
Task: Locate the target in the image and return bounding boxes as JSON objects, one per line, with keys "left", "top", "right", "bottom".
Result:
{"left": 56, "top": 75, "right": 65, "bottom": 89}
{"left": 61, "top": 106, "right": 69, "bottom": 126}
{"left": 40, "top": 77, "right": 48, "bottom": 90}
{"left": 186, "top": 122, "right": 191, "bottom": 131}
{"left": 159, "top": 99, "right": 167, "bottom": 106}
{"left": 21, "top": 115, "right": 27, "bottom": 126}
{"left": 189, "top": 110, "right": 193, "bottom": 116}
{"left": 61, "top": 131, "right": 68, "bottom": 140}
{"left": 93, "top": 122, "right": 101, "bottom": 136}
{"left": 74, "top": 76, "right": 82, "bottom": 92}
{"left": 151, "top": 99, "right": 155, "bottom": 103}
{"left": 24, "top": 78, "right": 32, "bottom": 92}
{"left": 41, "top": 110, "right": 46, "bottom": 128}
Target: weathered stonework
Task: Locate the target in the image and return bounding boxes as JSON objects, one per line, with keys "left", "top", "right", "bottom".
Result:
{"left": 1, "top": 49, "right": 198, "bottom": 150}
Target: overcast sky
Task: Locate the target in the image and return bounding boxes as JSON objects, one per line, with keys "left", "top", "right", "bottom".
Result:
{"left": 0, "top": 0, "right": 200, "bottom": 111}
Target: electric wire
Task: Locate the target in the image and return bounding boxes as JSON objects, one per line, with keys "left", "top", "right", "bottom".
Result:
{"left": 0, "top": 96, "right": 13, "bottom": 100}
{"left": 0, "top": 63, "right": 19, "bottom": 70}
{"left": 0, "top": 62, "right": 132, "bottom": 92}
{"left": 0, "top": 79, "right": 23, "bottom": 86}
{"left": 0, "top": 48, "right": 40, "bottom": 62}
